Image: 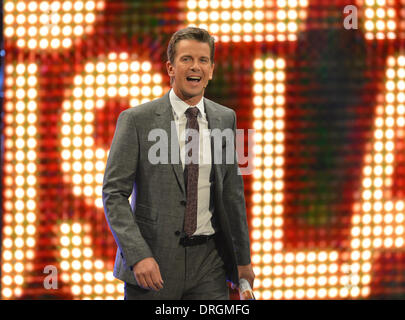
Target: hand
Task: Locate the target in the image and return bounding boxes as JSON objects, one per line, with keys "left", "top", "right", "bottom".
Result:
{"left": 231, "top": 263, "right": 255, "bottom": 290}
{"left": 132, "top": 257, "right": 164, "bottom": 291}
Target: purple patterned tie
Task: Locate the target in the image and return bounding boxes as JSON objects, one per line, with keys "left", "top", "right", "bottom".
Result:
{"left": 184, "top": 107, "right": 199, "bottom": 237}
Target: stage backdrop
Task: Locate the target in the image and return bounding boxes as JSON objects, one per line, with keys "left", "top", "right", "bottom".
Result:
{"left": 1, "top": 0, "right": 405, "bottom": 300}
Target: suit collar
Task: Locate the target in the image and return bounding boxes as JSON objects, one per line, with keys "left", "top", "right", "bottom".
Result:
{"left": 155, "top": 91, "right": 172, "bottom": 116}
{"left": 203, "top": 96, "right": 221, "bottom": 130}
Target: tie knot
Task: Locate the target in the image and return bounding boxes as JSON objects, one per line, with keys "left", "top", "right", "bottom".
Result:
{"left": 185, "top": 107, "right": 199, "bottom": 119}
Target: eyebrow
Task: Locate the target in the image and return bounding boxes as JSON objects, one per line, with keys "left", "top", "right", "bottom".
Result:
{"left": 180, "top": 54, "right": 210, "bottom": 60}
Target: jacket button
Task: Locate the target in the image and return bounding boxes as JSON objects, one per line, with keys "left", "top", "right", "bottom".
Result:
{"left": 180, "top": 200, "right": 186, "bottom": 206}
{"left": 174, "top": 231, "right": 181, "bottom": 236}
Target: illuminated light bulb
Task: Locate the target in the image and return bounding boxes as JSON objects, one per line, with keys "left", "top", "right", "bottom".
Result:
{"left": 3, "top": 250, "right": 13, "bottom": 261}
{"left": 94, "top": 284, "right": 104, "bottom": 294}
{"left": 26, "top": 225, "right": 36, "bottom": 235}
{"left": 25, "top": 237, "right": 35, "bottom": 249}
{"left": 2, "top": 288, "right": 13, "bottom": 298}
{"left": 71, "top": 235, "right": 82, "bottom": 246}
{"left": 395, "top": 238, "right": 404, "bottom": 247}
{"left": 71, "top": 260, "right": 82, "bottom": 271}
{"left": 14, "top": 263, "right": 24, "bottom": 273}
{"left": 140, "top": 62, "right": 151, "bottom": 72}
{"left": 83, "top": 285, "right": 92, "bottom": 295}
{"left": 71, "top": 273, "right": 81, "bottom": 283}
{"left": 72, "top": 248, "right": 82, "bottom": 258}
{"left": 61, "top": 248, "right": 70, "bottom": 259}
{"left": 383, "top": 238, "right": 393, "bottom": 248}
{"left": 94, "top": 272, "right": 104, "bottom": 282}
{"left": 60, "top": 236, "right": 70, "bottom": 246}
{"left": 71, "top": 285, "right": 81, "bottom": 296}
{"left": 93, "top": 260, "right": 104, "bottom": 270}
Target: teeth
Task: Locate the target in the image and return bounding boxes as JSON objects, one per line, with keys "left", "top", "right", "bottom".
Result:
{"left": 188, "top": 77, "right": 201, "bottom": 80}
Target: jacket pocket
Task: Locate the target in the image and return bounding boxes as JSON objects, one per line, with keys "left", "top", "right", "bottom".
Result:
{"left": 135, "top": 203, "right": 158, "bottom": 224}
{"left": 136, "top": 219, "right": 156, "bottom": 241}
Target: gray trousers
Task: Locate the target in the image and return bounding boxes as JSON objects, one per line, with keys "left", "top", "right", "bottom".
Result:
{"left": 124, "top": 237, "right": 229, "bottom": 300}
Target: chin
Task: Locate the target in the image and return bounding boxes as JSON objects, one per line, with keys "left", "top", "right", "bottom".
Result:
{"left": 183, "top": 89, "right": 203, "bottom": 97}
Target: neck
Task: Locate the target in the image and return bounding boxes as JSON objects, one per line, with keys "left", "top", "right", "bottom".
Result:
{"left": 172, "top": 87, "right": 203, "bottom": 106}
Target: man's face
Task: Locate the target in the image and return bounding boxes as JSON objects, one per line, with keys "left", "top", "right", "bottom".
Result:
{"left": 166, "top": 39, "right": 215, "bottom": 105}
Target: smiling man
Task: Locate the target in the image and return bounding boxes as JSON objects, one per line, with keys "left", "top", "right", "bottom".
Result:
{"left": 103, "top": 27, "right": 254, "bottom": 300}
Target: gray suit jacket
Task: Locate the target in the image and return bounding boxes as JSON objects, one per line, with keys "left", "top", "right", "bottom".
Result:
{"left": 102, "top": 91, "right": 251, "bottom": 286}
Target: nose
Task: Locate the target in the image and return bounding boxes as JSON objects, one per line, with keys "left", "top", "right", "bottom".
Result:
{"left": 190, "top": 60, "right": 201, "bottom": 71}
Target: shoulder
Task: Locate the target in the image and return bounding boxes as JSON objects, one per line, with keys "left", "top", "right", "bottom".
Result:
{"left": 204, "top": 97, "right": 236, "bottom": 119}
{"left": 118, "top": 95, "right": 167, "bottom": 122}
{"left": 123, "top": 96, "right": 165, "bottom": 116}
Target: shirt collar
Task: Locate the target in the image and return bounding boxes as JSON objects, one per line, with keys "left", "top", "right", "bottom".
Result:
{"left": 169, "top": 88, "right": 205, "bottom": 120}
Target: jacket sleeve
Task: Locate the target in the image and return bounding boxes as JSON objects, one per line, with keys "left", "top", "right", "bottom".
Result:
{"left": 102, "top": 109, "right": 153, "bottom": 271}
{"left": 222, "top": 110, "right": 252, "bottom": 266}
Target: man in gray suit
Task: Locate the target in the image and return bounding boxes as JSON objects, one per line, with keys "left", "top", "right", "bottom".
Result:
{"left": 103, "top": 27, "right": 254, "bottom": 300}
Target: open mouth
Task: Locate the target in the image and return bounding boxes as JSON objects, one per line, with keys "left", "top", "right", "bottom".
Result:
{"left": 186, "top": 76, "right": 201, "bottom": 83}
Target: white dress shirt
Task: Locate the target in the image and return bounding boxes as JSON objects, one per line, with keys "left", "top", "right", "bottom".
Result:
{"left": 169, "top": 89, "right": 215, "bottom": 236}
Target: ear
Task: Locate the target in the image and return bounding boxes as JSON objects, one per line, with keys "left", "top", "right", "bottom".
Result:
{"left": 166, "top": 60, "right": 175, "bottom": 77}
{"left": 209, "top": 63, "right": 215, "bottom": 80}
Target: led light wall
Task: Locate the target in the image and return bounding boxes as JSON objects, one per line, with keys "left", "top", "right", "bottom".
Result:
{"left": 1, "top": 0, "right": 405, "bottom": 300}
{"left": 186, "top": 0, "right": 308, "bottom": 42}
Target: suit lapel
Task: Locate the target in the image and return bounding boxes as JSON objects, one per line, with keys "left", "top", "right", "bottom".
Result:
{"left": 155, "top": 92, "right": 186, "bottom": 197}
{"left": 204, "top": 98, "right": 222, "bottom": 184}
